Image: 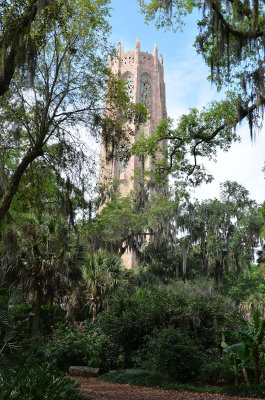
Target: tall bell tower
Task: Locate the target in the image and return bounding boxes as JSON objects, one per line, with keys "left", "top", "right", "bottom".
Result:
{"left": 99, "top": 40, "right": 167, "bottom": 269}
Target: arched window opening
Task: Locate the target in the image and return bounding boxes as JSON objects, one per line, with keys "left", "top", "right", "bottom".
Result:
{"left": 140, "top": 75, "right": 152, "bottom": 110}
{"left": 124, "top": 75, "right": 134, "bottom": 100}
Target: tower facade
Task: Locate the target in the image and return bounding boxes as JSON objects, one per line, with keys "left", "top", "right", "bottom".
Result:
{"left": 99, "top": 40, "right": 167, "bottom": 269}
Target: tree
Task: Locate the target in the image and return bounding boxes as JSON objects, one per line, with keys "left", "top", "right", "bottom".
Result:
{"left": 137, "top": 239, "right": 182, "bottom": 282}
{"left": 87, "top": 188, "right": 178, "bottom": 258}
{"left": 81, "top": 249, "right": 126, "bottom": 321}
{"left": 0, "top": 0, "right": 113, "bottom": 224}
{"left": 171, "top": 182, "right": 262, "bottom": 282}
{"left": 0, "top": 212, "right": 80, "bottom": 336}
{"left": 139, "top": 0, "right": 265, "bottom": 137}
{"left": 0, "top": 0, "right": 72, "bottom": 97}
{"left": 132, "top": 105, "right": 240, "bottom": 186}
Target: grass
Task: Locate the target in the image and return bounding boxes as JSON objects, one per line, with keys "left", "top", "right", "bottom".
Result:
{"left": 99, "top": 369, "right": 265, "bottom": 398}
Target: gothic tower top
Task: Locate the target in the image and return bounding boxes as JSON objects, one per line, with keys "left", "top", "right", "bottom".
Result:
{"left": 109, "top": 39, "right": 167, "bottom": 127}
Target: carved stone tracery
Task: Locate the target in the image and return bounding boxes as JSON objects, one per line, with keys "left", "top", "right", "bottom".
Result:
{"left": 124, "top": 75, "right": 134, "bottom": 100}
{"left": 140, "top": 75, "right": 152, "bottom": 110}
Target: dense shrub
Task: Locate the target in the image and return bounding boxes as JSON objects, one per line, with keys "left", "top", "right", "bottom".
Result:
{"left": 97, "top": 285, "right": 239, "bottom": 364}
{"left": 10, "top": 303, "right": 66, "bottom": 339}
{"left": 44, "top": 322, "right": 120, "bottom": 371}
{"left": 0, "top": 362, "right": 85, "bottom": 400}
{"left": 97, "top": 289, "right": 177, "bottom": 364}
{"left": 221, "top": 265, "right": 265, "bottom": 303}
{"left": 134, "top": 326, "right": 204, "bottom": 382}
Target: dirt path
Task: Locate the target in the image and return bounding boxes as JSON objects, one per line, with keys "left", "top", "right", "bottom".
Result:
{"left": 72, "top": 377, "right": 260, "bottom": 400}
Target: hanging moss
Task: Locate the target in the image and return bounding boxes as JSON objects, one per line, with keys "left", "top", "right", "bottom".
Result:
{"left": 236, "top": 94, "right": 245, "bottom": 121}
{"left": 241, "top": 74, "right": 247, "bottom": 93}
{"left": 252, "top": 0, "right": 259, "bottom": 30}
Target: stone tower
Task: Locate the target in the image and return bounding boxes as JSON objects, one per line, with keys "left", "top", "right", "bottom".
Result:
{"left": 99, "top": 40, "right": 167, "bottom": 269}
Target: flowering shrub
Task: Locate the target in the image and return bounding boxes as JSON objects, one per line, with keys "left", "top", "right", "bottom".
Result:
{"left": 134, "top": 326, "right": 205, "bottom": 382}
{"left": 44, "top": 322, "right": 119, "bottom": 371}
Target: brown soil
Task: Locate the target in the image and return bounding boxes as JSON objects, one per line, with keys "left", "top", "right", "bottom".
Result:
{"left": 72, "top": 377, "right": 260, "bottom": 400}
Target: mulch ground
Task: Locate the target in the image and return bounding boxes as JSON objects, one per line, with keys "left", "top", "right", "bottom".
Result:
{"left": 72, "top": 377, "right": 260, "bottom": 400}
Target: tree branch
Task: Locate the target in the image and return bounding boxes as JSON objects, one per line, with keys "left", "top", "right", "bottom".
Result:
{"left": 0, "top": 146, "right": 44, "bottom": 223}
{"left": 209, "top": 0, "right": 265, "bottom": 40}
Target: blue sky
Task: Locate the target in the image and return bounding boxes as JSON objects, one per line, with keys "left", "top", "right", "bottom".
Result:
{"left": 108, "top": 0, "right": 265, "bottom": 203}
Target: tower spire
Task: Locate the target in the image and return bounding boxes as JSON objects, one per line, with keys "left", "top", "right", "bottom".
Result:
{"left": 153, "top": 43, "right": 158, "bottom": 58}
{"left": 116, "top": 42, "right": 121, "bottom": 58}
{"left": 136, "top": 38, "right": 140, "bottom": 52}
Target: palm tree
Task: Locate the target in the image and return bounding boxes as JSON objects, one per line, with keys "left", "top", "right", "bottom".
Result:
{"left": 0, "top": 283, "right": 23, "bottom": 379}
{"left": 82, "top": 249, "right": 125, "bottom": 321}
{"left": 0, "top": 212, "right": 79, "bottom": 336}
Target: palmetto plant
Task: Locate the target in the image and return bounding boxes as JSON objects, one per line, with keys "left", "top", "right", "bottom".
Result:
{"left": 0, "top": 284, "right": 23, "bottom": 380}
{"left": 82, "top": 249, "right": 125, "bottom": 321}
{"left": 1, "top": 212, "right": 80, "bottom": 336}
{"left": 222, "top": 311, "right": 265, "bottom": 384}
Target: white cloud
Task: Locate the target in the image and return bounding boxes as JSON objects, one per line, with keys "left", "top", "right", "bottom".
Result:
{"left": 164, "top": 49, "right": 217, "bottom": 122}
{"left": 193, "top": 124, "right": 265, "bottom": 203}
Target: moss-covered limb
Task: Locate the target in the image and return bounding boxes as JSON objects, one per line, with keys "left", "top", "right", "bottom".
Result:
{"left": 0, "top": 146, "right": 43, "bottom": 224}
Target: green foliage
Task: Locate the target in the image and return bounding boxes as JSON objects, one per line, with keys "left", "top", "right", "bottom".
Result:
{"left": 0, "top": 0, "right": 112, "bottom": 222}
{"left": 98, "top": 282, "right": 238, "bottom": 364}
{"left": 0, "top": 284, "right": 24, "bottom": 379}
{"left": 81, "top": 249, "right": 126, "bottom": 320}
{"left": 132, "top": 104, "right": 240, "bottom": 188}
{"left": 222, "top": 311, "right": 265, "bottom": 383}
{"left": 0, "top": 361, "right": 85, "bottom": 400}
{"left": 89, "top": 191, "right": 177, "bottom": 256}
{"left": 9, "top": 303, "right": 66, "bottom": 339}
{"left": 44, "top": 322, "right": 119, "bottom": 371}
{"left": 173, "top": 182, "right": 262, "bottom": 282}
{"left": 221, "top": 265, "right": 265, "bottom": 303}
{"left": 137, "top": 239, "right": 182, "bottom": 282}
{"left": 100, "top": 369, "right": 174, "bottom": 387}
{"left": 134, "top": 326, "right": 204, "bottom": 382}
{"left": 219, "top": 384, "right": 265, "bottom": 398}
{"left": 100, "top": 369, "right": 265, "bottom": 397}
{"left": 0, "top": 212, "right": 80, "bottom": 335}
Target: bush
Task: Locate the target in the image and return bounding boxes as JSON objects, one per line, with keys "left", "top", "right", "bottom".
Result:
{"left": 97, "top": 289, "right": 178, "bottom": 364}
{"left": 10, "top": 303, "right": 66, "bottom": 339}
{"left": 97, "top": 285, "right": 239, "bottom": 364}
{"left": 0, "top": 361, "right": 85, "bottom": 400}
{"left": 44, "top": 322, "right": 120, "bottom": 371}
{"left": 134, "top": 326, "right": 204, "bottom": 382}
{"left": 100, "top": 369, "right": 174, "bottom": 387}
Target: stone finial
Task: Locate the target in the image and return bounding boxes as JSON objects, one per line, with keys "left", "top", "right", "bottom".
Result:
{"left": 159, "top": 54, "right": 163, "bottom": 65}
{"left": 117, "top": 42, "right": 121, "bottom": 58}
{"left": 136, "top": 38, "right": 140, "bottom": 52}
{"left": 153, "top": 43, "right": 158, "bottom": 58}
{"left": 109, "top": 52, "right": 113, "bottom": 68}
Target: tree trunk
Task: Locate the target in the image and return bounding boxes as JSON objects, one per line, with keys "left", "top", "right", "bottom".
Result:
{"left": 242, "top": 367, "right": 249, "bottom": 384}
{"left": 0, "top": 147, "right": 43, "bottom": 223}
{"left": 91, "top": 300, "right": 97, "bottom": 322}
{"left": 181, "top": 241, "right": 188, "bottom": 279}
{"left": 32, "top": 285, "right": 42, "bottom": 337}
{"left": 253, "top": 347, "right": 260, "bottom": 384}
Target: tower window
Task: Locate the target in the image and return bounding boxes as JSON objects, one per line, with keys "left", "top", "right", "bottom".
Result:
{"left": 124, "top": 75, "right": 134, "bottom": 99}
{"left": 140, "top": 75, "right": 152, "bottom": 110}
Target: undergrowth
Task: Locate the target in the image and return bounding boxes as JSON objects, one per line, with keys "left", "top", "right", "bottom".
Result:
{"left": 99, "top": 369, "right": 265, "bottom": 398}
